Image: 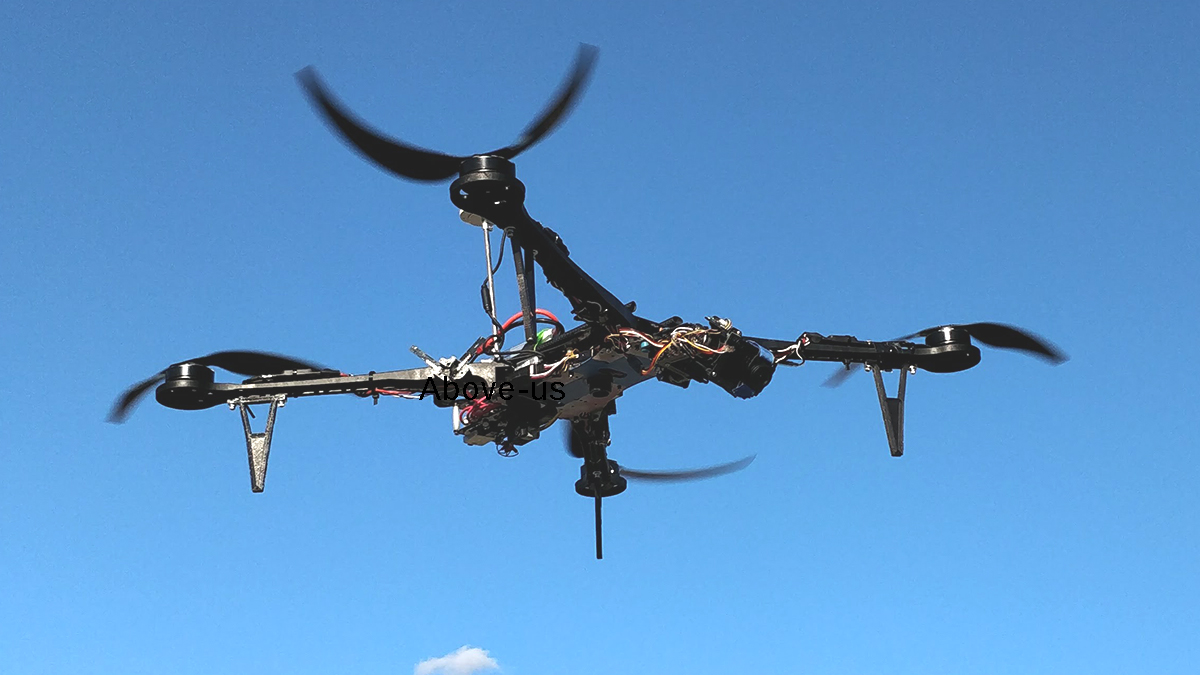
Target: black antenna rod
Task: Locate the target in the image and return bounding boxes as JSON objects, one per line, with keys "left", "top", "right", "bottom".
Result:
{"left": 594, "top": 488, "right": 604, "bottom": 559}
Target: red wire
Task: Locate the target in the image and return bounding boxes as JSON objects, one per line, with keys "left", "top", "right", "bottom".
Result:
{"left": 460, "top": 399, "right": 496, "bottom": 424}
{"left": 500, "top": 308, "right": 560, "bottom": 330}
{"left": 480, "top": 308, "right": 562, "bottom": 353}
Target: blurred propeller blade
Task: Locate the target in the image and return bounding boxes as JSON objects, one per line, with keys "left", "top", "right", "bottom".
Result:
{"left": 564, "top": 424, "right": 753, "bottom": 482}
{"left": 108, "top": 371, "right": 168, "bottom": 423}
{"left": 896, "top": 322, "right": 1067, "bottom": 363}
{"left": 194, "top": 350, "right": 325, "bottom": 376}
{"left": 565, "top": 422, "right": 586, "bottom": 458}
{"left": 822, "top": 365, "right": 856, "bottom": 388}
{"left": 297, "top": 44, "right": 598, "bottom": 182}
{"left": 619, "top": 455, "right": 756, "bottom": 482}
{"left": 109, "top": 350, "right": 327, "bottom": 424}
{"left": 951, "top": 322, "right": 1066, "bottom": 363}
{"left": 296, "top": 66, "right": 465, "bottom": 181}
{"left": 488, "top": 44, "right": 598, "bottom": 159}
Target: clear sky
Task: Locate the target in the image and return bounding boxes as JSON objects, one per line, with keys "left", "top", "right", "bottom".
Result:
{"left": 2, "top": 1, "right": 1198, "bottom": 673}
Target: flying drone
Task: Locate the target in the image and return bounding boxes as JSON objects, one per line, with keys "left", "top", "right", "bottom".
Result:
{"left": 111, "top": 45, "right": 1066, "bottom": 558}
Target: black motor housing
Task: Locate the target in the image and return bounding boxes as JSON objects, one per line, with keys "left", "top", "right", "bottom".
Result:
{"left": 575, "top": 460, "right": 628, "bottom": 498}
{"left": 919, "top": 327, "right": 982, "bottom": 373}
{"left": 709, "top": 336, "right": 776, "bottom": 399}
{"left": 155, "top": 363, "right": 218, "bottom": 410}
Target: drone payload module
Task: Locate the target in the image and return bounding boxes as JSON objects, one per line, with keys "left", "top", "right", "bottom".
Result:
{"left": 112, "top": 45, "right": 1066, "bottom": 558}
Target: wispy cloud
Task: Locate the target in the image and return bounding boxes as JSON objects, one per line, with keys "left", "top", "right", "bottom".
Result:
{"left": 414, "top": 646, "right": 500, "bottom": 675}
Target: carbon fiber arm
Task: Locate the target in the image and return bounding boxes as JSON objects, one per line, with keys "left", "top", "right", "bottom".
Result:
{"left": 749, "top": 332, "right": 981, "bottom": 374}
{"left": 155, "top": 362, "right": 516, "bottom": 412}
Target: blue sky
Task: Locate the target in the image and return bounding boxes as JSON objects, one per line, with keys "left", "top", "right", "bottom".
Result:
{"left": 2, "top": 1, "right": 1198, "bottom": 673}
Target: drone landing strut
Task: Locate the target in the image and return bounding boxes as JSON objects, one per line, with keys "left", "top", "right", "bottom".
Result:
{"left": 233, "top": 395, "right": 286, "bottom": 493}
{"left": 872, "top": 367, "right": 908, "bottom": 457}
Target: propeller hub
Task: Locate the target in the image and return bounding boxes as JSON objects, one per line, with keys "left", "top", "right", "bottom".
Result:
{"left": 155, "top": 363, "right": 217, "bottom": 410}
{"left": 575, "top": 460, "right": 627, "bottom": 498}
{"left": 450, "top": 155, "right": 526, "bottom": 215}
{"left": 924, "top": 326, "right": 970, "bottom": 348}
{"left": 458, "top": 154, "right": 516, "bottom": 177}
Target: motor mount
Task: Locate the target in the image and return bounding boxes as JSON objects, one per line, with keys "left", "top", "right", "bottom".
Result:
{"left": 918, "top": 327, "right": 981, "bottom": 373}
{"left": 155, "top": 363, "right": 216, "bottom": 410}
{"left": 709, "top": 336, "right": 777, "bottom": 398}
{"left": 575, "top": 459, "right": 628, "bottom": 498}
{"left": 450, "top": 155, "right": 526, "bottom": 212}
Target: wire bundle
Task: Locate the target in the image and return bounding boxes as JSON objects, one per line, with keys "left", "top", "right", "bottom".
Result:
{"left": 531, "top": 349, "right": 578, "bottom": 379}
{"left": 607, "top": 327, "right": 732, "bottom": 375}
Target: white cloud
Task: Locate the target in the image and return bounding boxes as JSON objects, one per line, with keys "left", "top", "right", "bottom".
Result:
{"left": 414, "top": 646, "right": 500, "bottom": 675}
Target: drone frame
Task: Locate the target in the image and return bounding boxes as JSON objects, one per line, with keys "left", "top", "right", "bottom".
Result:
{"left": 116, "top": 44, "right": 1063, "bottom": 559}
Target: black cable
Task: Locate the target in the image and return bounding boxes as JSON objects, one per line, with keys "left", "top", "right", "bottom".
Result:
{"left": 480, "top": 228, "right": 509, "bottom": 343}
{"left": 490, "top": 349, "right": 543, "bottom": 365}
{"left": 491, "top": 230, "right": 508, "bottom": 274}
{"left": 480, "top": 330, "right": 505, "bottom": 356}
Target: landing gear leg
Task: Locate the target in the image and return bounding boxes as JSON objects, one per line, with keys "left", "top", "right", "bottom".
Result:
{"left": 871, "top": 367, "right": 908, "bottom": 457}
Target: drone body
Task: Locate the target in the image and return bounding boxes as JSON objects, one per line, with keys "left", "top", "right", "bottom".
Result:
{"left": 113, "top": 45, "right": 1065, "bottom": 558}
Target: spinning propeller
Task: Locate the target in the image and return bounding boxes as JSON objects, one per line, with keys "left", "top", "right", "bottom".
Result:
{"left": 109, "top": 351, "right": 327, "bottom": 423}
{"left": 565, "top": 424, "right": 755, "bottom": 481}
{"left": 296, "top": 44, "right": 598, "bottom": 182}
{"left": 823, "top": 322, "right": 1066, "bottom": 387}
{"left": 565, "top": 421, "right": 754, "bottom": 558}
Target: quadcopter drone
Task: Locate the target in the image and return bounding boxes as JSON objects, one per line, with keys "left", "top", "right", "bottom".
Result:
{"left": 111, "top": 45, "right": 1065, "bottom": 558}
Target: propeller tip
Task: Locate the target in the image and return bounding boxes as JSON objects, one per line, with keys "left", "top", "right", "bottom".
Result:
{"left": 577, "top": 43, "right": 600, "bottom": 61}
{"left": 619, "top": 454, "right": 756, "bottom": 482}
{"left": 822, "top": 368, "right": 855, "bottom": 388}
